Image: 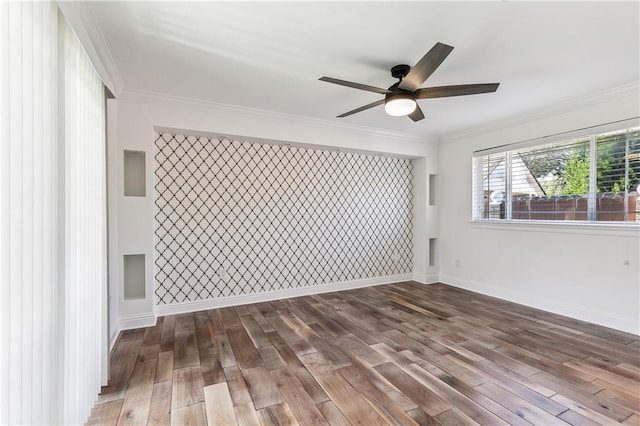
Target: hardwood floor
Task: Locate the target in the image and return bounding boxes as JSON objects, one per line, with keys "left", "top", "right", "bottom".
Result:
{"left": 87, "top": 282, "right": 640, "bottom": 425}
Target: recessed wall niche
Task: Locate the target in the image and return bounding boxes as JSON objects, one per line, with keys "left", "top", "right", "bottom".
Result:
{"left": 429, "top": 174, "right": 437, "bottom": 206}
{"left": 123, "top": 254, "right": 145, "bottom": 300}
{"left": 123, "top": 150, "right": 146, "bottom": 197}
{"left": 429, "top": 238, "right": 437, "bottom": 267}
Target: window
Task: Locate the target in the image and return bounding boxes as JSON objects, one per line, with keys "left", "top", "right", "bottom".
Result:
{"left": 473, "top": 126, "right": 640, "bottom": 223}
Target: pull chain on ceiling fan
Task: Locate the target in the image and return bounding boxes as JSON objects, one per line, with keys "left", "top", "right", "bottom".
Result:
{"left": 319, "top": 42, "right": 500, "bottom": 122}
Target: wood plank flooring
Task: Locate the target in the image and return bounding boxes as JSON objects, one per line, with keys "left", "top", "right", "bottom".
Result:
{"left": 87, "top": 282, "right": 640, "bottom": 425}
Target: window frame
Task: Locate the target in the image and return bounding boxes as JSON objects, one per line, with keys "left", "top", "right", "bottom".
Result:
{"left": 472, "top": 120, "right": 640, "bottom": 226}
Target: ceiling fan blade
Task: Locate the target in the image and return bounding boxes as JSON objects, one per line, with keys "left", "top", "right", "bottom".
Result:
{"left": 415, "top": 83, "right": 500, "bottom": 99}
{"left": 408, "top": 105, "right": 425, "bottom": 122}
{"left": 319, "top": 77, "right": 391, "bottom": 95}
{"left": 398, "top": 42, "right": 454, "bottom": 91}
{"left": 337, "top": 99, "right": 385, "bottom": 118}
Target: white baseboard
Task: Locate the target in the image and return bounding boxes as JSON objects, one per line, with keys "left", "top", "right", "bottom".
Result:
{"left": 412, "top": 273, "right": 439, "bottom": 284}
{"left": 426, "top": 274, "right": 439, "bottom": 284}
{"left": 440, "top": 275, "right": 640, "bottom": 335}
{"left": 155, "top": 273, "right": 413, "bottom": 317}
{"left": 120, "top": 313, "right": 157, "bottom": 331}
{"left": 109, "top": 327, "right": 121, "bottom": 350}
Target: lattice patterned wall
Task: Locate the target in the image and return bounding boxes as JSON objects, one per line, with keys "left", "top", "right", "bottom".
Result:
{"left": 154, "top": 133, "right": 413, "bottom": 304}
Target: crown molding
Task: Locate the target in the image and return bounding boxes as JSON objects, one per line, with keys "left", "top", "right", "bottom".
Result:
{"left": 119, "top": 88, "right": 437, "bottom": 146}
{"left": 442, "top": 81, "right": 640, "bottom": 143}
{"left": 58, "top": 1, "right": 125, "bottom": 96}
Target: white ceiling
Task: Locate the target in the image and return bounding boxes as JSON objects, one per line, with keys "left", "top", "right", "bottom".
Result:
{"left": 68, "top": 1, "right": 639, "bottom": 139}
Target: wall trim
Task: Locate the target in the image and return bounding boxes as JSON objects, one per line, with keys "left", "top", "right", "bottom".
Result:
{"left": 412, "top": 273, "right": 439, "bottom": 284}
{"left": 442, "top": 81, "right": 640, "bottom": 143}
{"left": 425, "top": 274, "right": 439, "bottom": 284}
{"left": 470, "top": 220, "right": 640, "bottom": 238}
{"left": 120, "top": 88, "right": 434, "bottom": 147}
{"left": 440, "top": 275, "right": 639, "bottom": 335}
{"left": 109, "top": 326, "right": 121, "bottom": 351}
{"left": 412, "top": 273, "right": 428, "bottom": 284}
{"left": 153, "top": 126, "right": 417, "bottom": 160}
{"left": 155, "top": 273, "right": 412, "bottom": 317}
{"left": 120, "top": 313, "right": 157, "bottom": 331}
{"left": 58, "top": 2, "right": 124, "bottom": 96}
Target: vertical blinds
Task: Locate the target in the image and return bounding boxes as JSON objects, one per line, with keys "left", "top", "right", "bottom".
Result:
{"left": 1, "top": 3, "right": 60, "bottom": 424}
{"left": 61, "top": 12, "right": 107, "bottom": 425}
{"left": 0, "top": 3, "right": 107, "bottom": 424}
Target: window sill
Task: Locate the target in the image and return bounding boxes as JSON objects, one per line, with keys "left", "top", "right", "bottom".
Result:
{"left": 470, "top": 219, "right": 640, "bottom": 237}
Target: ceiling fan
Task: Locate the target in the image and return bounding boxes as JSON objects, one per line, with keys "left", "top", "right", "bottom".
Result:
{"left": 319, "top": 42, "right": 500, "bottom": 122}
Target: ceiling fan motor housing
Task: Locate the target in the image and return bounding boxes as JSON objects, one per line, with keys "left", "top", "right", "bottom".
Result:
{"left": 386, "top": 82, "right": 415, "bottom": 98}
{"left": 387, "top": 65, "right": 416, "bottom": 111}
{"left": 390, "top": 64, "right": 411, "bottom": 80}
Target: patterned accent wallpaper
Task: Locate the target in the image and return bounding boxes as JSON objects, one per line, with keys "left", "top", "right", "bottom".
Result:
{"left": 154, "top": 133, "right": 413, "bottom": 305}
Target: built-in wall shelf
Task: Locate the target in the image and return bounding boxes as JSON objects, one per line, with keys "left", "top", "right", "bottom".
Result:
{"left": 429, "top": 174, "right": 437, "bottom": 206}
{"left": 123, "top": 150, "right": 146, "bottom": 197}
{"left": 429, "top": 238, "right": 437, "bottom": 267}
{"left": 123, "top": 254, "right": 145, "bottom": 300}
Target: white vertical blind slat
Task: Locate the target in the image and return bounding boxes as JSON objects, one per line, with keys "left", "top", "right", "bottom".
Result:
{"left": 22, "top": 2, "right": 35, "bottom": 418}
{"left": 9, "top": 3, "right": 25, "bottom": 422}
{"left": 42, "top": 2, "right": 58, "bottom": 421}
{"left": 0, "top": 1, "right": 10, "bottom": 423}
{"left": 32, "top": 3, "right": 44, "bottom": 420}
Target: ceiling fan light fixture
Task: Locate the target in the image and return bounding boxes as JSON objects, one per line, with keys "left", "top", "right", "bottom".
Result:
{"left": 384, "top": 92, "right": 416, "bottom": 116}
{"left": 320, "top": 42, "right": 499, "bottom": 122}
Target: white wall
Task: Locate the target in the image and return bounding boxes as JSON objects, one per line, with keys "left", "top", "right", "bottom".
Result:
{"left": 412, "top": 153, "right": 440, "bottom": 284}
{"left": 110, "top": 92, "right": 438, "bottom": 328}
{"left": 439, "top": 83, "right": 640, "bottom": 334}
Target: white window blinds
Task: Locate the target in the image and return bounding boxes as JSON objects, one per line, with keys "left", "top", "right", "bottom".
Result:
{"left": 0, "top": 3, "right": 107, "bottom": 424}
{"left": 1, "top": 3, "right": 60, "bottom": 424}
{"left": 473, "top": 126, "right": 640, "bottom": 223}
{"left": 61, "top": 11, "right": 107, "bottom": 425}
